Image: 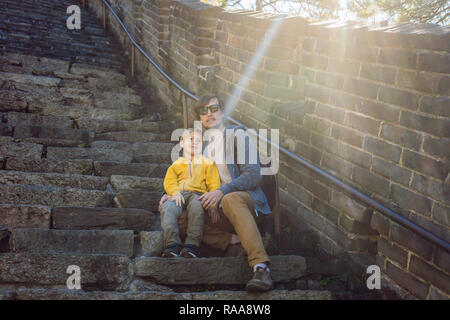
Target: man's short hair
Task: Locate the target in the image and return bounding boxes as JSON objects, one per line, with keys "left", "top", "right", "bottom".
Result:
{"left": 193, "top": 94, "right": 223, "bottom": 116}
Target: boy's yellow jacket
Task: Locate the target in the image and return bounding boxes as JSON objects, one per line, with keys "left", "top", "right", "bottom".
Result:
{"left": 163, "top": 155, "right": 221, "bottom": 196}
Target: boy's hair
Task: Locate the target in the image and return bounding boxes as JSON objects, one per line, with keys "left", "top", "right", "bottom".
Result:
{"left": 193, "top": 94, "right": 223, "bottom": 116}
{"left": 180, "top": 128, "right": 203, "bottom": 142}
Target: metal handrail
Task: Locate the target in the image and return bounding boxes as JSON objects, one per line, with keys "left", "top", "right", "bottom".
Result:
{"left": 96, "top": 0, "right": 450, "bottom": 253}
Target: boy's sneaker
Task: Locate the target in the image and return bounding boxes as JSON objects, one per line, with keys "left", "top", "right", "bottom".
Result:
{"left": 180, "top": 244, "right": 200, "bottom": 258}
{"left": 161, "top": 243, "right": 182, "bottom": 257}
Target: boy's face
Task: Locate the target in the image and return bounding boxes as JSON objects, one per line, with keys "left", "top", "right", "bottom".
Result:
{"left": 180, "top": 131, "right": 202, "bottom": 156}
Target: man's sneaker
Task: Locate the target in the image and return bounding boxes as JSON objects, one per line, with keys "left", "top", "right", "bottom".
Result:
{"left": 180, "top": 244, "right": 200, "bottom": 258}
{"left": 161, "top": 243, "right": 182, "bottom": 257}
{"left": 245, "top": 266, "right": 274, "bottom": 292}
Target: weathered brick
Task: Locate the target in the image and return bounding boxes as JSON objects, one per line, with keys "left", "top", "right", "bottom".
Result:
{"left": 339, "top": 214, "right": 378, "bottom": 236}
{"left": 372, "top": 157, "right": 411, "bottom": 186}
{"left": 389, "top": 184, "right": 433, "bottom": 217}
{"left": 307, "top": 115, "right": 331, "bottom": 135}
{"left": 411, "top": 173, "right": 449, "bottom": 203}
{"left": 345, "top": 112, "right": 380, "bottom": 136}
{"left": 311, "top": 197, "right": 339, "bottom": 224}
{"left": 433, "top": 248, "right": 450, "bottom": 273}
{"left": 353, "top": 166, "right": 390, "bottom": 198}
{"left": 428, "top": 287, "right": 450, "bottom": 300}
{"left": 390, "top": 223, "right": 434, "bottom": 260}
{"left": 402, "top": 150, "right": 448, "bottom": 181}
{"left": 331, "top": 125, "right": 363, "bottom": 148}
{"left": 364, "top": 136, "right": 402, "bottom": 162}
{"left": 330, "top": 190, "right": 372, "bottom": 224}
{"left": 423, "top": 136, "right": 450, "bottom": 160}
{"left": 400, "top": 111, "right": 450, "bottom": 138}
{"left": 311, "top": 133, "right": 338, "bottom": 154}
{"left": 420, "top": 95, "right": 450, "bottom": 118}
{"left": 327, "top": 58, "right": 360, "bottom": 76}
{"left": 301, "top": 53, "right": 328, "bottom": 70}
{"left": 432, "top": 203, "right": 449, "bottom": 227}
{"left": 321, "top": 153, "right": 353, "bottom": 179}
{"left": 385, "top": 261, "right": 429, "bottom": 299}
{"left": 378, "top": 86, "right": 420, "bottom": 110}
{"left": 360, "top": 63, "right": 397, "bottom": 84}
{"left": 315, "top": 103, "right": 346, "bottom": 124}
{"left": 380, "top": 124, "right": 422, "bottom": 150}
{"left": 328, "top": 90, "right": 360, "bottom": 111}
{"left": 378, "top": 238, "right": 409, "bottom": 268}
{"left": 417, "top": 52, "right": 450, "bottom": 73}
{"left": 264, "top": 58, "right": 299, "bottom": 75}
{"left": 345, "top": 44, "right": 378, "bottom": 62}
{"left": 379, "top": 48, "right": 416, "bottom": 69}
{"left": 370, "top": 212, "right": 390, "bottom": 237}
{"left": 355, "top": 99, "right": 400, "bottom": 123}
{"left": 315, "top": 72, "right": 344, "bottom": 90}
{"left": 398, "top": 70, "right": 441, "bottom": 94}
{"left": 305, "top": 84, "right": 330, "bottom": 103}
{"left": 409, "top": 255, "right": 450, "bottom": 294}
{"left": 302, "top": 38, "right": 316, "bottom": 52}
{"left": 344, "top": 77, "right": 379, "bottom": 100}
{"left": 292, "top": 141, "right": 323, "bottom": 165}
{"left": 337, "top": 142, "right": 372, "bottom": 169}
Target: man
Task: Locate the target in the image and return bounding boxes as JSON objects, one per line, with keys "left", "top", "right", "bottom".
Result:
{"left": 159, "top": 94, "right": 273, "bottom": 292}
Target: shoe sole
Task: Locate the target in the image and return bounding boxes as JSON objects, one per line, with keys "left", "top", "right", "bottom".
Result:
{"left": 245, "top": 280, "right": 273, "bottom": 292}
{"left": 180, "top": 251, "right": 198, "bottom": 258}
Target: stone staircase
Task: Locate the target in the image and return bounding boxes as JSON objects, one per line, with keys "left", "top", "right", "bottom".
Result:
{"left": 0, "top": 0, "right": 367, "bottom": 300}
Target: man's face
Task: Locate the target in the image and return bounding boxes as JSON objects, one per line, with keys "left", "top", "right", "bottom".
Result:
{"left": 199, "top": 97, "right": 224, "bottom": 129}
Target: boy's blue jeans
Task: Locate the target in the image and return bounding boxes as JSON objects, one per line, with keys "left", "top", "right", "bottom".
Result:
{"left": 160, "top": 191, "right": 204, "bottom": 248}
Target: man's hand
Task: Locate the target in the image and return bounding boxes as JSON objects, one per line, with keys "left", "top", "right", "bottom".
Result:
{"left": 198, "top": 190, "right": 224, "bottom": 210}
{"left": 208, "top": 207, "right": 220, "bottom": 224}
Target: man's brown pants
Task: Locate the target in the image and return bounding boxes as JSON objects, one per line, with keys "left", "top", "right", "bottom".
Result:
{"left": 177, "top": 191, "right": 270, "bottom": 268}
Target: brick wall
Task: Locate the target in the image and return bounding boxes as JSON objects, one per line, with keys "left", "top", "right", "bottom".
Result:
{"left": 87, "top": 0, "right": 449, "bottom": 299}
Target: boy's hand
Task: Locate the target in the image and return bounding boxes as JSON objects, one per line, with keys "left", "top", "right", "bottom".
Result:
{"left": 208, "top": 208, "right": 220, "bottom": 224}
{"left": 173, "top": 193, "right": 185, "bottom": 207}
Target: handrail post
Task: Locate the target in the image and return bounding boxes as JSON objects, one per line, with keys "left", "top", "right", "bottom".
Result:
{"left": 82, "top": 0, "right": 86, "bottom": 8}
{"left": 102, "top": 1, "right": 106, "bottom": 29}
{"left": 131, "top": 44, "right": 135, "bottom": 77}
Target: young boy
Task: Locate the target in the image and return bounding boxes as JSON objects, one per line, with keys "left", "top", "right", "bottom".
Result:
{"left": 160, "top": 128, "right": 221, "bottom": 258}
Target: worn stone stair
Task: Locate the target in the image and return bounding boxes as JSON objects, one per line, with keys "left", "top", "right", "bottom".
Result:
{"left": 0, "top": 0, "right": 351, "bottom": 300}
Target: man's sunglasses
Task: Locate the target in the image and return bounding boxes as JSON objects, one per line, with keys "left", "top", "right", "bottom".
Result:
{"left": 198, "top": 104, "right": 221, "bottom": 115}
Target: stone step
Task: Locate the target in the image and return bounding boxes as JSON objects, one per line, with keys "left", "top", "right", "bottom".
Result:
{"left": 1, "top": 72, "right": 60, "bottom": 87}
{"left": 114, "top": 191, "right": 162, "bottom": 211}
{"left": 13, "top": 288, "right": 332, "bottom": 300}
{"left": 0, "top": 170, "right": 109, "bottom": 191}
{"left": 10, "top": 228, "right": 135, "bottom": 257}
{"left": 14, "top": 137, "right": 91, "bottom": 148}
{"left": 94, "top": 131, "right": 169, "bottom": 143}
{"left": 2, "top": 111, "right": 74, "bottom": 128}
{"left": 52, "top": 207, "right": 159, "bottom": 231}
{"left": 0, "top": 184, "right": 112, "bottom": 207}
{"left": 133, "top": 153, "right": 173, "bottom": 164}
{"left": 75, "top": 118, "right": 161, "bottom": 134}
{"left": 0, "top": 53, "right": 70, "bottom": 76}
{"left": 70, "top": 64, "right": 126, "bottom": 84}
{"left": 0, "top": 253, "right": 131, "bottom": 291}
{"left": 93, "top": 161, "right": 169, "bottom": 178}
{"left": 4, "top": 157, "right": 93, "bottom": 175}
{"left": 0, "top": 204, "right": 51, "bottom": 229}
{"left": 47, "top": 146, "right": 133, "bottom": 163}
{"left": 135, "top": 256, "right": 307, "bottom": 285}
{"left": 94, "top": 91, "right": 142, "bottom": 107}
{"left": 28, "top": 104, "right": 147, "bottom": 121}
{"left": 13, "top": 125, "right": 94, "bottom": 143}
{"left": 110, "top": 175, "right": 164, "bottom": 192}
{"left": 0, "top": 140, "right": 44, "bottom": 160}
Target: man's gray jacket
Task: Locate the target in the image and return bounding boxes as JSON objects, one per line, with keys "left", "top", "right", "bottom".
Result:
{"left": 203, "top": 124, "right": 271, "bottom": 215}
